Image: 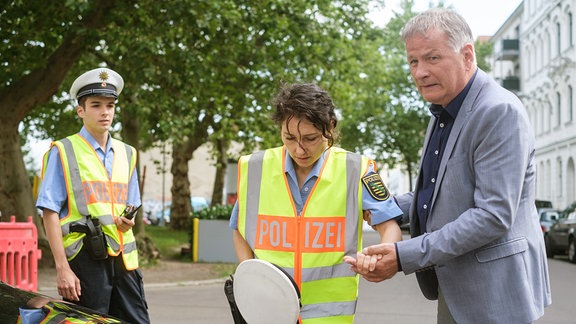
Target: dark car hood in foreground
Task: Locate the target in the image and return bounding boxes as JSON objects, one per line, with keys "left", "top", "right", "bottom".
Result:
{"left": 0, "top": 281, "right": 128, "bottom": 323}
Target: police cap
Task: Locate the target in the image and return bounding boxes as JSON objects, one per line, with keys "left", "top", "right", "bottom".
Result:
{"left": 69, "top": 67, "right": 124, "bottom": 100}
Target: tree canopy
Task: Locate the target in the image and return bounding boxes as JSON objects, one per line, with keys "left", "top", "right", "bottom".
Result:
{"left": 2, "top": 0, "right": 427, "bottom": 234}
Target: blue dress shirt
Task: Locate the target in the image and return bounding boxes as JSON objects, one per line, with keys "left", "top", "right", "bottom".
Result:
{"left": 416, "top": 71, "right": 477, "bottom": 233}
{"left": 36, "top": 127, "right": 141, "bottom": 218}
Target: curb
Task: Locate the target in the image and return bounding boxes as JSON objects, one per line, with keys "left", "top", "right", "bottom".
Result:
{"left": 38, "top": 277, "right": 228, "bottom": 293}
{"left": 145, "top": 277, "right": 227, "bottom": 288}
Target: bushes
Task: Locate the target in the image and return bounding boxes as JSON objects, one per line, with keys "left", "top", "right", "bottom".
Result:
{"left": 192, "top": 204, "right": 233, "bottom": 220}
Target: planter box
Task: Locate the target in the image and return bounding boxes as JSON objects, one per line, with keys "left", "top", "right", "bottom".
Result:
{"left": 196, "top": 219, "right": 237, "bottom": 263}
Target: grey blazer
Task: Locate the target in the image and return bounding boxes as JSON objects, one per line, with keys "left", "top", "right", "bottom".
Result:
{"left": 395, "top": 69, "right": 552, "bottom": 323}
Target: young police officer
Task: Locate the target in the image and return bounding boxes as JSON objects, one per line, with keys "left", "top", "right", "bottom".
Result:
{"left": 230, "top": 83, "right": 402, "bottom": 323}
{"left": 36, "top": 67, "right": 150, "bottom": 323}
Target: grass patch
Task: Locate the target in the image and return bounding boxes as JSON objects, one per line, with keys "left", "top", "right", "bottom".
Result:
{"left": 212, "top": 263, "right": 239, "bottom": 278}
{"left": 145, "top": 226, "right": 190, "bottom": 261}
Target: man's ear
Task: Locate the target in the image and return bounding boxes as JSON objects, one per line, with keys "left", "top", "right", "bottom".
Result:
{"left": 76, "top": 105, "right": 85, "bottom": 118}
{"left": 463, "top": 43, "right": 476, "bottom": 70}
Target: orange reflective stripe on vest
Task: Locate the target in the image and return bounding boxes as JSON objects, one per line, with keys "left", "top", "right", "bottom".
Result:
{"left": 255, "top": 215, "right": 345, "bottom": 253}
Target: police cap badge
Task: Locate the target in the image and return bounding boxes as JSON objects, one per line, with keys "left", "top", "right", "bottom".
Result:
{"left": 69, "top": 67, "right": 124, "bottom": 100}
{"left": 362, "top": 173, "right": 390, "bottom": 201}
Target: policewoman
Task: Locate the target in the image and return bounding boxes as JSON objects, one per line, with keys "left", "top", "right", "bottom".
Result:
{"left": 36, "top": 68, "right": 150, "bottom": 323}
{"left": 230, "top": 83, "right": 403, "bottom": 323}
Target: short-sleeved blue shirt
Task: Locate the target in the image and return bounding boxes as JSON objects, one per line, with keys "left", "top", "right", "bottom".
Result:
{"left": 229, "top": 149, "right": 402, "bottom": 230}
{"left": 36, "top": 127, "right": 141, "bottom": 218}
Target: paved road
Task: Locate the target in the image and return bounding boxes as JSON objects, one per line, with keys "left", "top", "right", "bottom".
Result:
{"left": 144, "top": 232, "right": 575, "bottom": 323}
{"left": 40, "top": 232, "right": 575, "bottom": 323}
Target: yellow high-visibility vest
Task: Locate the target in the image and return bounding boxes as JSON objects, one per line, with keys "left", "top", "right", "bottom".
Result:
{"left": 43, "top": 134, "right": 139, "bottom": 270}
{"left": 237, "top": 146, "right": 371, "bottom": 324}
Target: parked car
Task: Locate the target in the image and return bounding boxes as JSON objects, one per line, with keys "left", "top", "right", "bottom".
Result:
{"left": 535, "top": 199, "right": 553, "bottom": 210}
{"left": 191, "top": 196, "right": 210, "bottom": 213}
{"left": 0, "top": 281, "right": 126, "bottom": 323}
{"left": 544, "top": 211, "right": 576, "bottom": 263}
{"left": 145, "top": 196, "right": 211, "bottom": 226}
{"left": 539, "top": 208, "right": 560, "bottom": 234}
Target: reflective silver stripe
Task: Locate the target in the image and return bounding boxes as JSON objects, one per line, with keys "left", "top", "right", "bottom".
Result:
{"left": 124, "top": 143, "right": 133, "bottom": 170}
{"left": 345, "top": 153, "right": 361, "bottom": 257}
{"left": 60, "top": 138, "right": 90, "bottom": 217}
{"left": 123, "top": 240, "right": 138, "bottom": 254}
{"left": 61, "top": 223, "right": 70, "bottom": 236}
{"left": 245, "top": 151, "right": 265, "bottom": 247}
{"left": 97, "top": 214, "right": 115, "bottom": 226}
{"left": 301, "top": 263, "right": 354, "bottom": 282}
{"left": 300, "top": 300, "right": 358, "bottom": 319}
{"left": 103, "top": 234, "right": 136, "bottom": 253}
{"left": 106, "top": 235, "right": 121, "bottom": 251}
{"left": 64, "top": 239, "right": 83, "bottom": 259}
{"left": 280, "top": 266, "right": 295, "bottom": 279}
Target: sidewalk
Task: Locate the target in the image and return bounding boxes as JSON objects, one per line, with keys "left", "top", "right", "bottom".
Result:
{"left": 38, "top": 260, "right": 234, "bottom": 291}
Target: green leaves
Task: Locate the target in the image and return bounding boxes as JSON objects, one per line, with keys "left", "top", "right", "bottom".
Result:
{"left": 5, "top": 0, "right": 429, "bottom": 220}
{"left": 192, "top": 204, "right": 233, "bottom": 220}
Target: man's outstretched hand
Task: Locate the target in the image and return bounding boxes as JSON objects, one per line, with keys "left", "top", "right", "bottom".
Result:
{"left": 343, "top": 243, "right": 399, "bottom": 282}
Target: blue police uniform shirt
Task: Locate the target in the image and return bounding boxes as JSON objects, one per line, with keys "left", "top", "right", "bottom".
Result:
{"left": 229, "top": 148, "right": 402, "bottom": 230}
{"left": 415, "top": 70, "right": 477, "bottom": 233}
{"left": 36, "top": 126, "right": 141, "bottom": 218}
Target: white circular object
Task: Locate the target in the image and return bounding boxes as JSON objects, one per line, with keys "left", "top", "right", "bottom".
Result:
{"left": 233, "top": 259, "right": 300, "bottom": 324}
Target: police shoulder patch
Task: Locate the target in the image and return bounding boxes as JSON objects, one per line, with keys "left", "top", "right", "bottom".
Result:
{"left": 362, "top": 173, "right": 390, "bottom": 201}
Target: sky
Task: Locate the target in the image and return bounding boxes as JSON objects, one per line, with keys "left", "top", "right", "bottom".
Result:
{"left": 370, "top": 0, "right": 523, "bottom": 38}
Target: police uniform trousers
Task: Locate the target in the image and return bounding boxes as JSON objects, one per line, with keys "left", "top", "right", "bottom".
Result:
{"left": 67, "top": 247, "right": 150, "bottom": 323}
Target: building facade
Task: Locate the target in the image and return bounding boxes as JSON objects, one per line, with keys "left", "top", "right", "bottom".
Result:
{"left": 491, "top": 0, "right": 576, "bottom": 209}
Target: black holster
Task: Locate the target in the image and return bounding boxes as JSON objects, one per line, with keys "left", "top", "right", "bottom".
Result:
{"left": 70, "top": 216, "right": 108, "bottom": 261}
{"left": 224, "top": 275, "right": 247, "bottom": 324}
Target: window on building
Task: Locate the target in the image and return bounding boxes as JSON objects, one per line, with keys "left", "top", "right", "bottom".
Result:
{"left": 548, "top": 30, "right": 552, "bottom": 61}
{"left": 569, "top": 85, "right": 574, "bottom": 123}
{"left": 557, "top": 158, "right": 563, "bottom": 197}
{"left": 570, "top": 13, "right": 574, "bottom": 47}
{"left": 557, "top": 91, "right": 562, "bottom": 127}
{"left": 546, "top": 100, "right": 552, "bottom": 133}
{"left": 546, "top": 160, "right": 552, "bottom": 200}
{"left": 538, "top": 36, "right": 544, "bottom": 70}
{"left": 557, "top": 22, "right": 562, "bottom": 56}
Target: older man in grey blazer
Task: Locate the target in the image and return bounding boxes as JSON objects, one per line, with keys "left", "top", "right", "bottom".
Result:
{"left": 345, "top": 8, "right": 551, "bottom": 324}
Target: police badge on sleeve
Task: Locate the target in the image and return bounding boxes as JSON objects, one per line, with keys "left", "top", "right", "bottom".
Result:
{"left": 362, "top": 173, "right": 390, "bottom": 201}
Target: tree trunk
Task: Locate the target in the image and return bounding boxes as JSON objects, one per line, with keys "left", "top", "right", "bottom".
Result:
{"left": 210, "top": 138, "right": 229, "bottom": 206}
{"left": 0, "top": 127, "right": 38, "bottom": 223}
{"left": 120, "top": 94, "right": 145, "bottom": 236}
{"left": 168, "top": 125, "right": 208, "bottom": 231}
{"left": 405, "top": 156, "right": 415, "bottom": 191}
{"left": 169, "top": 141, "right": 193, "bottom": 230}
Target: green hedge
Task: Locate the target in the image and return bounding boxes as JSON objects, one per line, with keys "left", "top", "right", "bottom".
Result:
{"left": 192, "top": 204, "right": 233, "bottom": 220}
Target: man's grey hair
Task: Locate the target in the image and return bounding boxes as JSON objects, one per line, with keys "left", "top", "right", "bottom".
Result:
{"left": 401, "top": 8, "right": 474, "bottom": 53}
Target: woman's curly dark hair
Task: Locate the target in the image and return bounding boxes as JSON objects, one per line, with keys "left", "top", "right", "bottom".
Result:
{"left": 271, "top": 83, "right": 339, "bottom": 147}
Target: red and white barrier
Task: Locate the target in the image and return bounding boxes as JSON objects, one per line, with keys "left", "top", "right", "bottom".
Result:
{"left": 0, "top": 215, "right": 42, "bottom": 292}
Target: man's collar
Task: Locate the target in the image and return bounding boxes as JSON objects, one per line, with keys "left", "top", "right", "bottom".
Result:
{"left": 79, "top": 127, "right": 113, "bottom": 152}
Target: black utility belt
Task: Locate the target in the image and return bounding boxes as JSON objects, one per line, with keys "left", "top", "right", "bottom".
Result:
{"left": 69, "top": 216, "right": 109, "bottom": 261}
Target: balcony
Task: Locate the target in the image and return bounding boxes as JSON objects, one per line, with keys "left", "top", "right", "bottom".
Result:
{"left": 496, "top": 39, "right": 520, "bottom": 61}
{"left": 502, "top": 76, "right": 520, "bottom": 91}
